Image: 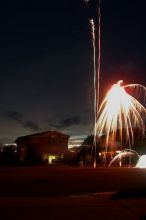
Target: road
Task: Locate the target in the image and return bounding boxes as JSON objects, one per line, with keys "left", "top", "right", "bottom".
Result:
{"left": 0, "top": 166, "right": 146, "bottom": 196}
{"left": 0, "top": 166, "right": 146, "bottom": 219}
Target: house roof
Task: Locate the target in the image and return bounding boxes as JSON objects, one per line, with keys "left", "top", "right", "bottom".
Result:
{"left": 15, "top": 130, "right": 70, "bottom": 142}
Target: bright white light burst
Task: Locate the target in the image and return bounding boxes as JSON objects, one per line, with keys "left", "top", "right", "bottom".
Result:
{"left": 96, "top": 80, "right": 146, "bottom": 147}
{"left": 136, "top": 155, "right": 146, "bottom": 168}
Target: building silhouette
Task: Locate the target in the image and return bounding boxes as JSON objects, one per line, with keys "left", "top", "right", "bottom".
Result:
{"left": 16, "top": 131, "right": 70, "bottom": 164}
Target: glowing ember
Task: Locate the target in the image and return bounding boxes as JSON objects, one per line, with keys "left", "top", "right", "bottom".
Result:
{"left": 96, "top": 81, "right": 146, "bottom": 148}
{"left": 136, "top": 155, "right": 146, "bottom": 168}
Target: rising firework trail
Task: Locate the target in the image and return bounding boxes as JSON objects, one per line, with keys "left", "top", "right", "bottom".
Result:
{"left": 96, "top": 81, "right": 146, "bottom": 154}
{"left": 86, "top": 0, "right": 101, "bottom": 167}
{"left": 87, "top": 0, "right": 101, "bottom": 168}
{"left": 93, "top": 1, "right": 101, "bottom": 168}
{"left": 90, "top": 18, "right": 97, "bottom": 168}
{"left": 97, "top": 0, "right": 101, "bottom": 115}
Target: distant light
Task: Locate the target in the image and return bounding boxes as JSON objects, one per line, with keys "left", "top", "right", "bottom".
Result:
{"left": 136, "top": 155, "right": 146, "bottom": 168}
{"left": 48, "top": 155, "right": 56, "bottom": 164}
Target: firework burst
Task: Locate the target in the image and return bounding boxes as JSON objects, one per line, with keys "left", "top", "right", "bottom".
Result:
{"left": 96, "top": 81, "right": 146, "bottom": 149}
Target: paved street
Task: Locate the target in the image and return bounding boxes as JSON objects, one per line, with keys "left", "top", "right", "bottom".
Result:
{"left": 0, "top": 166, "right": 146, "bottom": 219}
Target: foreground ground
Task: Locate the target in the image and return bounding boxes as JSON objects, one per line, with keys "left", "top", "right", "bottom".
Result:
{"left": 0, "top": 166, "right": 146, "bottom": 219}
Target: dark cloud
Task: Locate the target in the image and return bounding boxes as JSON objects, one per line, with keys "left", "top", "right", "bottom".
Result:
{"left": 23, "top": 121, "right": 39, "bottom": 131}
{"left": 5, "top": 111, "right": 23, "bottom": 123}
{"left": 5, "top": 110, "right": 40, "bottom": 132}
{"left": 50, "top": 116, "right": 86, "bottom": 129}
{"left": 60, "top": 116, "right": 81, "bottom": 127}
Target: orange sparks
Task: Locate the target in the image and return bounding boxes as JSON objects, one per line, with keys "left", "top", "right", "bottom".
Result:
{"left": 96, "top": 81, "right": 146, "bottom": 148}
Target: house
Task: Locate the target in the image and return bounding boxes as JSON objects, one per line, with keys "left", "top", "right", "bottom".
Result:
{"left": 15, "top": 131, "right": 70, "bottom": 164}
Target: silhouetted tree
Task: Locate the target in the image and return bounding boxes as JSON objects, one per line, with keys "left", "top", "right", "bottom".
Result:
{"left": 79, "top": 135, "right": 100, "bottom": 166}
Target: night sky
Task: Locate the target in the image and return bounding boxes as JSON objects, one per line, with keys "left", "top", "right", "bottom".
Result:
{"left": 0, "top": 0, "right": 146, "bottom": 146}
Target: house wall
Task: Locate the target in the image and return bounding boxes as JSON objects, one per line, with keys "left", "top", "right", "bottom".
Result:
{"left": 16, "top": 132, "right": 69, "bottom": 163}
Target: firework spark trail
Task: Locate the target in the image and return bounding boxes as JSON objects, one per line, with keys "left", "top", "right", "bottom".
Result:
{"left": 95, "top": 1, "right": 101, "bottom": 168}
{"left": 90, "top": 1, "right": 101, "bottom": 168}
{"left": 90, "top": 19, "right": 97, "bottom": 168}
{"left": 97, "top": 1, "right": 101, "bottom": 114}
{"left": 108, "top": 149, "right": 139, "bottom": 167}
{"left": 96, "top": 81, "right": 146, "bottom": 150}
{"left": 124, "top": 84, "right": 146, "bottom": 103}
{"left": 85, "top": 1, "right": 101, "bottom": 167}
